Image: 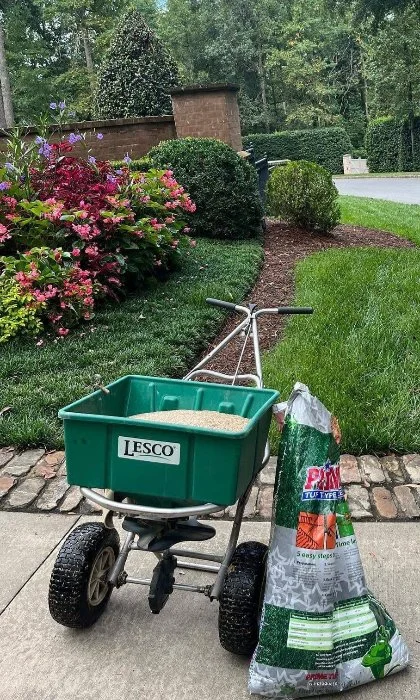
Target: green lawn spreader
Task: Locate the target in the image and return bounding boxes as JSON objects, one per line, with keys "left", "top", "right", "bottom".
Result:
{"left": 49, "top": 298, "right": 312, "bottom": 655}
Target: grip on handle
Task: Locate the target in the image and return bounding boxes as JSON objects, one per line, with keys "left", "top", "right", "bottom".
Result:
{"left": 277, "top": 307, "right": 314, "bottom": 314}
{"left": 206, "top": 298, "right": 238, "bottom": 312}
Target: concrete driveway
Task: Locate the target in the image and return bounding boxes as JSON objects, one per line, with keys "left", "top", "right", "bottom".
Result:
{"left": 0, "top": 513, "right": 418, "bottom": 700}
{"left": 334, "top": 177, "right": 420, "bottom": 204}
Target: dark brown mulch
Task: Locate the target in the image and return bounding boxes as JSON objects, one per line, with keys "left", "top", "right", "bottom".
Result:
{"left": 200, "top": 221, "right": 414, "bottom": 377}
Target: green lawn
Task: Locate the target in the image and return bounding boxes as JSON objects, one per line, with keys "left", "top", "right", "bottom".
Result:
{"left": 339, "top": 195, "right": 420, "bottom": 245}
{"left": 263, "top": 248, "right": 420, "bottom": 455}
{"left": 0, "top": 239, "right": 262, "bottom": 449}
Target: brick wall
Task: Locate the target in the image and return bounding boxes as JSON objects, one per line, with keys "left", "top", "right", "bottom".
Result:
{"left": 0, "top": 85, "right": 243, "bottom": 160}
{"left": 170, "top": 84, "right": 242, "bottom": 151}
{"left": 0, "top": 116, "right": 176, "bottom": 161}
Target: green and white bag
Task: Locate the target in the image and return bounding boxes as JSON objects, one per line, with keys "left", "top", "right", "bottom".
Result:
{"left": 249, "top": 383, "right": 409, "bottom": 698}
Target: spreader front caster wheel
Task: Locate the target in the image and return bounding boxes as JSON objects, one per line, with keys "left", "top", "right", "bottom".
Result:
{"left": 49, "top": 522, "right": 120, "bottom": 629}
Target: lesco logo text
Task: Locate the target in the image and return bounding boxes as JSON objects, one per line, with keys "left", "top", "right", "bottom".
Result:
{"left": 118, "top": 436, "right": 181, "bottom": 465}
{"left": 302, "top": 461, "right": 344, "bottom": 501}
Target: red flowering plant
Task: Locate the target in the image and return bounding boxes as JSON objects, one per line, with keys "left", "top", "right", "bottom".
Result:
{"left": 0, "top": 107, "right": 195, "bottom": 342}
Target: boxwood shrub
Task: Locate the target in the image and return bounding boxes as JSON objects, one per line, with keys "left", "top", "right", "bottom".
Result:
{"left": 267, "top": 160, "right": 340, "bottom": 234}
{"left": 243, "top": 127, "right": 352, "bottom": 174}
{"left": 149, "top": 137, "right": 263, "bottom": 239}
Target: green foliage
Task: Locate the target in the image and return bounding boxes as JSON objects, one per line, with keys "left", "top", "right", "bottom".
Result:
{"left": 111, "top": 156, "right": 152, "bottom": 172}
{"left": 94, "top": 8, "right": 179, "bottom": 119}
{"left": 0, "top": 276, "right": 42, "bottom": 344}
{"left": 366, "top": 117, "right": 420, "bottom": 172}
{"left": 264, "top": 248, "right": 420, "bottom": 454}
{"left": 352, "top": 147, "right": 368, "bottom": 159}
{"left": 244, "top": 127, "right": 352, "bottom": 173}
{"left": 267, "top": 160, "right": 340, "bottom": 234}
{"left": 149, "top": 138, "right": 263, "bottom": 240}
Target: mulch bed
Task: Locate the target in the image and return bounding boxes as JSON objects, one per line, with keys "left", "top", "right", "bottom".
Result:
{"left": 200, "top": 221, "right": 414, "bottom": 376}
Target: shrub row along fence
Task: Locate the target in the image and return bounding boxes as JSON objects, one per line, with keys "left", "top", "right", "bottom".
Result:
{"left": 243, "top": 127, "right": 352, "bottom": 174}
{"left": 366, "top": 116, "right": 420, "bottom": 173}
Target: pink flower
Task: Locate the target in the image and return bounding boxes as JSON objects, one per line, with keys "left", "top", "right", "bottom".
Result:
{"left": 133, "top": 230, "right": 144, "bottom": 238}
{"left": 72, "top": 223, "right": 92, "bottom": 239}
{"left": 85, "top": 245, "right": 99, "bottom": 258}
{"left": 36, "top": 339, "right": 44, "bottom": 347}
{"left": 184, "top": 227, "right": 191, "bottom": 233}
{"left": 0, "top": 223, "right": 8, "bottom": 235}
{"left": 53, "top": 249, "right": 62, "bottom": 261}
{"left": 165, "top": 216, "right": 175, "bottom": 224}
{"left": 58, "top": 327, "right": 69, "bottom": 336}
{"left": 71, "top": 248, "right": 80, "bottom": 257}
{"left": 0, "top": 230, "right": 11, "bottom": 243}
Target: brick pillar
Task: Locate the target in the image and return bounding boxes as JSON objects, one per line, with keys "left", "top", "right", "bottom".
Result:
{"left": 170, "top": 83, "right": 242, "bottom": 151}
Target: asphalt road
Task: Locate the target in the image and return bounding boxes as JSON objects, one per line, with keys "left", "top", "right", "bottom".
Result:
{"left": 0, "top": 513, "right": 418, "bottom": 700}
{"left": 334, "top": 177, "right": 420, "bottom": 204}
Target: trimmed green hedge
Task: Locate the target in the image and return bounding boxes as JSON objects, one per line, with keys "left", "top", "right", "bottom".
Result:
{"left": 243, "top": 127, "right": 352, "bottom": 174}
{"left": 366, "top": 116, "right": 420, "bottom": 172}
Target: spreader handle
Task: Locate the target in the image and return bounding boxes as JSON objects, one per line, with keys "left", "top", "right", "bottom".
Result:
{"left": 277, "top": 307, "right": 313, "bottom": 314}
{"left": 206, "top": 298, "right": 239, "bottom": 312}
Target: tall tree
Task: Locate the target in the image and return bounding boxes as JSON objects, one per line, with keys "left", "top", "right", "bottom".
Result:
{"left": 0, "top": 20, "right": 12, "bottom": 126}
{"left": 95, "top": 8, "right": 179, "bottom": 118}
{"left": 364, "top": 6, "right": 420, "bottom": 158}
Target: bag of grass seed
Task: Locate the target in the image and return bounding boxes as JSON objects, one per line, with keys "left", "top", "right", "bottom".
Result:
{"left": 249, "top": 383, "right": 409, "bottom": 698}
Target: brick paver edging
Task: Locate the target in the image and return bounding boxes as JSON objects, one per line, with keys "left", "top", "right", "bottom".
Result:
{"left": 0, "top": 448, "right": 419, "bottom": 521}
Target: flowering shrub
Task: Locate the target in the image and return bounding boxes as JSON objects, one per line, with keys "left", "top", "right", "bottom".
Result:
{"left": 0, "top": 115, "right": 195, "bottom": 342}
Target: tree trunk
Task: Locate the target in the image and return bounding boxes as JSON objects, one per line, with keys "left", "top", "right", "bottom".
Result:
{"left": 0, "top": 85, "right": 6, "bottom": 129}
{"left": 82, "top": 27, "right": 95, "bottom": 91}
{"left": 0, "top": 23, "right": 14, "bottom": 128}
{"left": 257, "top": 45, "right": 270, "bottom": 133}
{"left": 359, "top": 46, "right": 369, "bottom": 121}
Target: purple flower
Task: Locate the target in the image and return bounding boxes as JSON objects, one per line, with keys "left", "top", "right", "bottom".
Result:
{"left": 123, "top": 153, "right": 132, "bottom": 164}
{"left": 115, "top": 169, "right": 123, "bottom": 175}
{"left": 50, "top": 102, "right": 57, "bottom": 110}
{"left": 59, "top": 101, "right": 66, "bottom": 110}
{"left": 88, "top": 155, "right": 96, "bottom": 164}
{"left": 68, "top": 132, "right": 82, "bottom": 145}
{"left": 35, "top": 135, "right": 44, "bottom": 145}
{"left": 106, "top": 174, "right": 117, "bottom": 184}
{"left": 96, "top": 133, "right": 104, "bottom": 140}
{"left": 0, "top": 181, "right": 11, "bottom": 190}
{"left": 5, "top": 162, "right": 15, "bottom": 171}
{"left": 38, "top": 141, "right": 52, "bottom": 158}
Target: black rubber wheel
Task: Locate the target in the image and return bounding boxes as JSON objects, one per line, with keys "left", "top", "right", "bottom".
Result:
{"left": 218, "top": 541, "right": 268, "bottom": 656}
{"left": 49, "top": 522, "right": 120, "bottom": 629}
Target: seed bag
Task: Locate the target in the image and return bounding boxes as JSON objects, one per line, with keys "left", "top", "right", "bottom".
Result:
{"left": 249, "top": 383, "right": 409, "bottom": 698}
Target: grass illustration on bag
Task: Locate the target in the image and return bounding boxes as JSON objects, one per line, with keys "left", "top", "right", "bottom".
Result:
{"left": 249, "top": 383, "right": 409, "bottom": 699}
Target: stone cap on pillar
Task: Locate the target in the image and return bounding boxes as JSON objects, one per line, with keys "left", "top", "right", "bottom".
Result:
{"left": 170, "top": 83, "right": 239, "bottom": 96}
